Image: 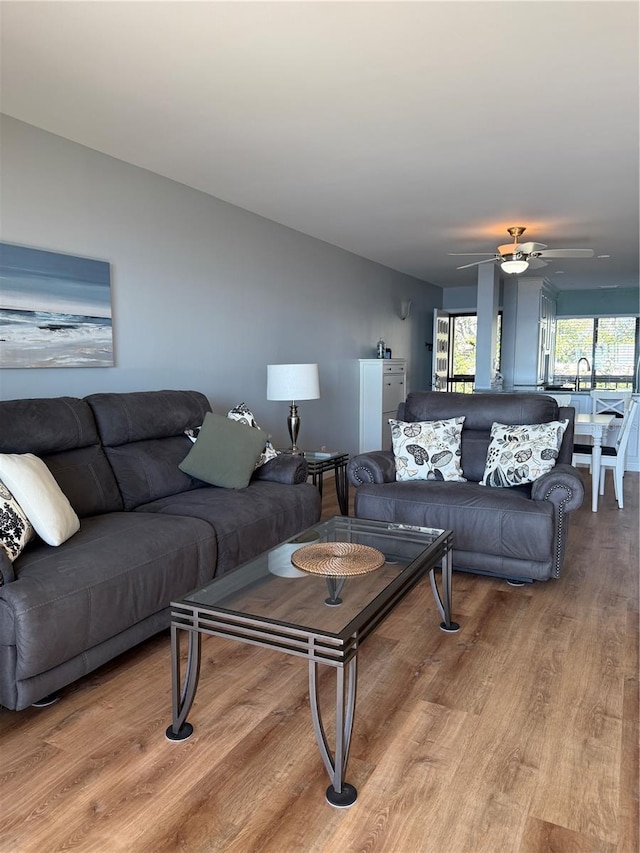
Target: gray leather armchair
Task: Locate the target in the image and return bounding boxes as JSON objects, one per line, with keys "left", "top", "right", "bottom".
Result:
{"left": 347, "top": 392, "right": 584, "bottom": 583}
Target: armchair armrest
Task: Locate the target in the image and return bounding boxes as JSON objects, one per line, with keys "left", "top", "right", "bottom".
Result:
{"left": 347, "top": 451, "right": 396, "bottom": 486}
{"left": 252, "top": 453, "right": 309, "bottom": 485}
{"left": 531, "top": 463, "right": 585, "bottom": 512}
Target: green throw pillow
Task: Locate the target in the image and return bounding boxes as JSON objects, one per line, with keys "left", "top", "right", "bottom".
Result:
{"left": 179, "top": 412, "right": 266, "bottom": 489}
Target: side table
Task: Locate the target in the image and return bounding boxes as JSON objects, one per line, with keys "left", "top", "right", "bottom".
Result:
{"left": 303, "top": 451, "right": 349, "bottom": 515}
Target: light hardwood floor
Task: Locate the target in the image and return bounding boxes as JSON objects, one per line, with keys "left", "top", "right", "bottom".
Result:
{"left": 1, "top": 472, "right": 638, "bottom": 852}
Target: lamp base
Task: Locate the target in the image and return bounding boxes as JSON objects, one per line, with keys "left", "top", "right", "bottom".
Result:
{"left": 287, "top": 402, "right": 302, "bottom": 454}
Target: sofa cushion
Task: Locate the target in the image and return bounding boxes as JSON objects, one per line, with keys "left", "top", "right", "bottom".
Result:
{"left": 0, "top": 396, "right": 100, "bottom": 455}
{"left": 354, "top": 480, "right": 555, "bottom": 579}
{"left": 390, "top": 417, "right": 465, "bottom": 482}
{"left": 0, "top": 512, "right": 217, "bottom": 680}
{"left": 179, "top": 412, "right": 266, "bottom": 489}
{"left": 481, "top": 420, "right": 569, "bottom": 487}
{"left": 0, "top": 454, "right": 80, "bottom": 546}
{"left": 87, "top": 389, "right": 211, "bottom": 446}
{"left": 102, "top": 437, "right": 200, "bottom": 510}
{"left": 42, "top": 445, "right": 124, "bottom": 517}
{"left": 87, "top": 390, "right": 212, "bottom": 509}
{"left": 0, "top": 396, "right": 123, "bottom": 517}
{"left": 135, "top": 480, "right": 322, "bottom": 575}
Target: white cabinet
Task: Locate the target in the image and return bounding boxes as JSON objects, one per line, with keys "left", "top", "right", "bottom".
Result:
{"left": 538, "top": 288, "right": 557, "bottom": 385}
{"left": 568, "top": 394, "right": 591, "bottom": 416}
{"left": 508, "top": 278, "right": 558, "bottom": 389}
{"left": 358, "top": 359, "right": 406, "bottom": 452}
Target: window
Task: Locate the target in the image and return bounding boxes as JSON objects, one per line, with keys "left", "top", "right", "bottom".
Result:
{"left": 449, "top": 313, "right": 502, "bottom": 393}
{"left": 554, "top": 316, "right": 639, "bottom": 389}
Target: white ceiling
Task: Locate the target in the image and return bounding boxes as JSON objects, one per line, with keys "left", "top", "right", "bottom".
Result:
{"left": 1, "top": 0, "right": 639, "bottom": 292}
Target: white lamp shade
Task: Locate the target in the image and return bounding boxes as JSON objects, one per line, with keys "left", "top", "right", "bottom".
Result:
{"left": 267, "top": 363, "right": 320, "bottom": 401}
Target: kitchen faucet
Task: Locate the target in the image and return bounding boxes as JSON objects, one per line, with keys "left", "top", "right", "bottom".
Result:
{"left": 575, "top": 357, "right": 591, "bottom": 392}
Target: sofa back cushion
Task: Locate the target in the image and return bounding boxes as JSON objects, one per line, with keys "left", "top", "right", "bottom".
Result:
{"left": 402, "top": 392, "right": 574, "bottom": 483}
{"left": 0, "top": 397, "right": 123, "bottom": 517}
{"left": 86, "top": 390, "right": 211, "bottom": 509}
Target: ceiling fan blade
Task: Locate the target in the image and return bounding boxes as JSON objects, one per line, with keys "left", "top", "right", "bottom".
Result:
{"left": 527, "top": 257, "right": 548, "bottom": 270}
{"left": 448, "top": 252, "right": 496, "bottom": 256}
{"left": 535, "top": 248, "right": 595, "bottom": 259}
{"left": 518, "top": 241, "right": 547, "bottom": 254}
{"left": 456, "top": 258, "right": 498, "bottom": 270}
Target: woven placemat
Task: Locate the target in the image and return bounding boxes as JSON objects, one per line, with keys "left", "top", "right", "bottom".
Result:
{"left": 291, "top": 542, "right": 385, "bottom": 576}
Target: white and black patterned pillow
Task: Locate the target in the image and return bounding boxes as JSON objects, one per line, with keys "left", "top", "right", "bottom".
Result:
{"left": 228, "top": 403, "right": 279, "bottom": 468}
{"left": 184, "top": 426, "right": 201, "bottom": 444}
{"left": 390, "top": 417, "right": 466, "bottom": 482}
{"left": 0, "top": 480, "right": 36, "bottom": 562}
{"left": 480, "top": 420, "right": 569, "bottom": 487}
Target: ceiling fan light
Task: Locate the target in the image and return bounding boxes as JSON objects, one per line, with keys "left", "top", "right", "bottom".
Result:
{"left": 501, "top": 258, "right": 529, "bottom": 275}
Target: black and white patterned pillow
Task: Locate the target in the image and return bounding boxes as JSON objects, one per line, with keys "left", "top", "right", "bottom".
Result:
{"left": 227, "top": 403, "right": 279, "bottom": 468}
{"left": 184, "top": 426, "right": 201, "bottom": 443}
{"left": 390, "top": 417, "right": 466, "bottom": 482}
{"left": 480, "top": 420, "right": 569, "bottom": 487}
{"left": 0, "top": 480, "right": 36, "bottom": 562}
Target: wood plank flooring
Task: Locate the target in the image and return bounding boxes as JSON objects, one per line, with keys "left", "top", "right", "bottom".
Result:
{"left": 1, "top": 472, "right": 638, "bottom": 852}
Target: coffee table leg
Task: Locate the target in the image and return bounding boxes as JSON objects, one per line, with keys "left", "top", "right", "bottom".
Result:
{"left": 335, "top": 463, "right": 349, "bottom": 515}
{"left": 166, "top": 625, "right": 201, "bottom": 741}
{"left": 429, "top": 548, "right": 460, "bottom": 633}
{"left": 309, "top": 657, "right": 358, "bottom": 807}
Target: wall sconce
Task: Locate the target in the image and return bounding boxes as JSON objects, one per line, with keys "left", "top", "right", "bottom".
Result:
{"left": 399, "top": 300, "right": 412, "bottom": 321}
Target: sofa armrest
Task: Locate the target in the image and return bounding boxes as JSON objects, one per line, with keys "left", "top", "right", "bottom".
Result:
{"left": 0, "top": 549, "right": 16, "bottom": 586}
{"left": 531, "top": 463, "right": 585, "bottom": 512}
{"left": 251, "top": 454, "right": 309, "bottom": 485}
{"left": 347, "top": 451, "right": 396, "bottom": 486}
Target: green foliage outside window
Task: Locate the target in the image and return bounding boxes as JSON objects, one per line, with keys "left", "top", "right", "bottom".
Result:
{"left": 451, "top": 314, "right": 502, "bottom": 377}
{"left": 554, "top": 317, "right": 637, "bottom": 386}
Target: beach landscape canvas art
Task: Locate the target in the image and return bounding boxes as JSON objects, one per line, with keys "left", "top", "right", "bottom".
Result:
{"left": 0, "top": 242, "right": 113, "bottom": 368}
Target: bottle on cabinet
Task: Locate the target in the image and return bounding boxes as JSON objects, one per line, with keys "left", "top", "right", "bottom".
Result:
{"left": 376, "top": 337, "right": 385, "bottom": 359}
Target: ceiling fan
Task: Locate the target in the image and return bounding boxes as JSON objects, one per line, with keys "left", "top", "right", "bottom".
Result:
{"left": 450, "top": 226, "right": 595, "bottom": 274}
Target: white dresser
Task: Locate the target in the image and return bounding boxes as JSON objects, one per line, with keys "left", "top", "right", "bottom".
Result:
{"left": 358, "top": 359, "right": 406, "bottom": 452}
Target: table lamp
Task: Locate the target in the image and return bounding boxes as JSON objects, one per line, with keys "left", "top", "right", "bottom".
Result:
{"left": 267, "top": 363, "right": 320, "bottom": 454}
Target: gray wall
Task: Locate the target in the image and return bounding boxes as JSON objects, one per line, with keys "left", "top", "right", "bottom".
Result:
{"left": 443, "top": 283, "right": 640, "bottom": 318}
{"left": 0, "top": 117, "right": 441, "bottom": 455}
{"left": 557, "top": 288, "right": 639, "bottom": 316}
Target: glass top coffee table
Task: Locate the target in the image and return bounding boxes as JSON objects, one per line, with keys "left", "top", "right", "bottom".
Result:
{"left": 166, "top": 516, "right": 459, "bottom": 807}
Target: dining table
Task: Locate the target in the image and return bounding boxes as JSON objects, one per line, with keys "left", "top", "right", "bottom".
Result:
{"left": 573, "top": 412, "right": 616, "bottom": 512}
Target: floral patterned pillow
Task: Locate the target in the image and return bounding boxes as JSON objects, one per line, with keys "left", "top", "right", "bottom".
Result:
{"left": 390, "top": 417, "right": 466, "bottom": 482}
{"left": 480, "top": 420, "right": 569, "bottom": 488}
{"left": 227, "top": 403, "right": 279, "bottom": 468}
{"left": 0, "top": 480, "right": 35, "bottom": 562}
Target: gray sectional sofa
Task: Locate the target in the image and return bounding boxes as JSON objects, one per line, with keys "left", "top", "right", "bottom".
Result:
{"left": 347, "top": 392, "right": 584, "bottom": 584}
{"left": 0, "top": 390, "right": 321, "bottom": 711}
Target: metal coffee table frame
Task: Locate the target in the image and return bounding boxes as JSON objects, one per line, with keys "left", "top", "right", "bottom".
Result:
{"left": 166, "top": 518, "right": 458, "bottom": 807}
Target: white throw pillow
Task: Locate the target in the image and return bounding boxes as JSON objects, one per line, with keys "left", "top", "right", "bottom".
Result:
{"left": 390, "top": 417, "right": 466, "bottom": 482}
{"left": 0, "top": 454, "right": 80, "bottom": 546}
{"left": 480, "top": 420, "right": 569, "bottom": 487}
{"left": 0, "top": 480, "right": 36, "bottom": 561}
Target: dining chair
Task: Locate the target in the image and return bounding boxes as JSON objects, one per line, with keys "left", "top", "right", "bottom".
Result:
{"left": 573, "top": 398, "right": 638, "bottom": 509}
{"left": 590, "top": 389, "right": 632, "bottom": 418}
